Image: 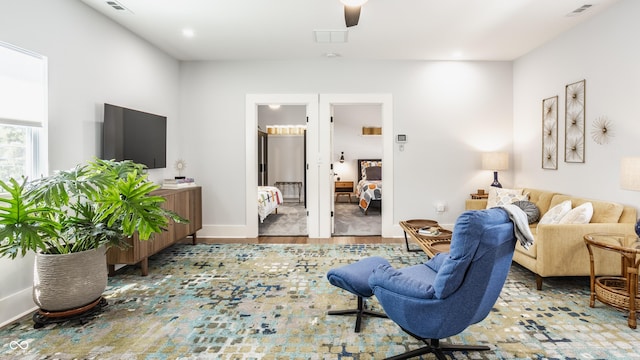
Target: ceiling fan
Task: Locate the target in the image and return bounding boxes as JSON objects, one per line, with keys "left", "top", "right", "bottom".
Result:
{"left": 341, "top": 0, "right": 369, "bottom": 27}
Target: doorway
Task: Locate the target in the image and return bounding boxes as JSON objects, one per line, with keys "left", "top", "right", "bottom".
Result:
{"left": 245, "top": 94, "right": 318, "bottom": 239}
{"left": 331, "top": 104, "right": 383, "bottom": 236}
{"left": 257, "top": 105, "right": 308, "bottom": 236}
{"left": 318, "top": 94, "right": 393, "bottom": 238}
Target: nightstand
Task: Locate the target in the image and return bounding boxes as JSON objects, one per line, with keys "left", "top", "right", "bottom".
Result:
{"left": 335, "top": 181, "right": 354, "bottom": 203}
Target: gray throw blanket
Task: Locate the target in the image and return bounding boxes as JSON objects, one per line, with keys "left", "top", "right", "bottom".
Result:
{"left": 498, "top": 204, "right": 535, "bottom": 249}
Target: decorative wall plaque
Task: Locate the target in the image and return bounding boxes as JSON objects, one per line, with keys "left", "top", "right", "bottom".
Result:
{"left": 542, "top": 96, "right": 558, "bottom": 169}
{"left": 565, "top": 80, "right": 586, "bottom": 163}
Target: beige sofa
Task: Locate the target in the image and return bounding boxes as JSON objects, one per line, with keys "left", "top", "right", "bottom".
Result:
{"left": 466, "top": 188, "right": 637, "bottom": 290}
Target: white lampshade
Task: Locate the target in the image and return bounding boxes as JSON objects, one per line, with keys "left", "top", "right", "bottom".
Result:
{"left": 482, "top": 152, "right": 509, "bottom": 171}
{"left": 621, "top": 157, "right": 640, "bottom": 191}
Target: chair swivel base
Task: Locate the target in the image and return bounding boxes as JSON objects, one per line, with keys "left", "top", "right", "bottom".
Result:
{"left": 327, "top": 295, "right": 387, "bottom": 333}
{"left": 385, "top": 332, "right": 490, "bottom": 360}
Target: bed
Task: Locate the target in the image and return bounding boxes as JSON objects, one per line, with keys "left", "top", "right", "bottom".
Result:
{"left": 356, "top": 159, "right": 382, "bottom": 214}
{"left": 258, "top": 186, "right": 283, "bottom": 223}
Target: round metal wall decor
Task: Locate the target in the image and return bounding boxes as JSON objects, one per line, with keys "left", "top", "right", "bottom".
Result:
{"left": 591, "top": 116, "right": 614, "bottom": 145}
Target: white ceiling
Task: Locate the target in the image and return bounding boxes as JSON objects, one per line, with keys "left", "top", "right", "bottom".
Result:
{"left": 80, "top": 0, "right": 620, "bottom": 61}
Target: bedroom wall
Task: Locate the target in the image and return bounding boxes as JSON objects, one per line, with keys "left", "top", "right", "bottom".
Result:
{"left": 513, "top": 0, "right": 640, "bottom": 209}
{"left": 179, "top": 60, "right": 514, "bottom": 236}
{"left": 333, "top": 105, "right": 383, "bottom": 184}
{"left": 0, "top": 0, "right": 180, "bottom": 327}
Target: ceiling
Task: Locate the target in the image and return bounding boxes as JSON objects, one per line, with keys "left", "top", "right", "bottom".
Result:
{"left": 80, "top": 0, "right": 620, "bottom": 62}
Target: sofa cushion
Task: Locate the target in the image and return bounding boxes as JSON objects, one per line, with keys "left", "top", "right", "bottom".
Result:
{"left": 513, "top": 200, "right": 540, "bottom": 224}
{"left": 486, "top": 187, "right": 527, "bottom": 208}
{"left": 538, "top": 200, "right": 572, "bottom": 226}
{"left": 522, "top": 189, "right": 558, "bottom": 215}
{"left": 550, "top": 195, "right": 624, "bottom": 223}
{"left": 558, "top": 202, "right": 593, "bottom": 224}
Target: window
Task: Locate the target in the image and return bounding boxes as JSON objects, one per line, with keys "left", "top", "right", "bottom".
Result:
{"left": 0, "top": 41, "right": 48, "bottom": 182}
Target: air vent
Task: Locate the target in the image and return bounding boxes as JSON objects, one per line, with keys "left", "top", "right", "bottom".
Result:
{"left": 566, "top": 4, "right": 593, "bottom": 17}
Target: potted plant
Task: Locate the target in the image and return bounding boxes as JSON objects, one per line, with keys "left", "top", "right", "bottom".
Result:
{"left": 0, "top": 158, "right": 185, "bottom": 317}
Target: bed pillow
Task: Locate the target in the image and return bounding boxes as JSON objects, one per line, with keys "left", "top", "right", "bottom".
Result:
{"left": 486, "top": 187, "right": 527, "bottom": 209}
{"left": 512, "top": 200, "right": 540, "bottom": 224}
{"left": 365, "top": 166, "right": 382, "bottom": 180}
{"left": 558, "top": 202, "right": 593, "bottom": 224}
{"left": 537, "top": 200, "right": 572, "bottom": 226}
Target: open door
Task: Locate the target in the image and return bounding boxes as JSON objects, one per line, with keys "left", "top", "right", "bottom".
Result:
{"left": 329, "top": 106, "right": 336, "bottom": 234}
{"left": 258, "top": 130, "right": 268, "bottom": 186}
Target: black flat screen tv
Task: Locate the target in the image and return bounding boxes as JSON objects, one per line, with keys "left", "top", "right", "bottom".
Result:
{"left": 102, "top": 103, "right": 167, "bottom": 169}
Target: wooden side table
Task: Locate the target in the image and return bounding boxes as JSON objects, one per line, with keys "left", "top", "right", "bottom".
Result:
{"left": 399, "top": 219, "right": 452, "bottom": 257}
{"left": 584, "top": 233, "right": 640, "bottom": 329}
{"left": 335, "top": 180, "right": 354, "bottom": 203}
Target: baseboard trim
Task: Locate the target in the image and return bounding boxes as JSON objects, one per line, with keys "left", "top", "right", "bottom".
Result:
{"left": 196, "top": 224, "right": 252, "bottom": 238}
{"left": 0, "top": 287, "right": 36, "bottom": 328}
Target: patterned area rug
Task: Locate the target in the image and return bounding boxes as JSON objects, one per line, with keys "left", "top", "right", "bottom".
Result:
{"left": 1, "top": 243, "right": 640, "bottom": 359}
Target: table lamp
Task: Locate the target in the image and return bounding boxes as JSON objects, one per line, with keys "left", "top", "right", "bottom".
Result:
{"left": 620, "top": 157, "right": 640, "bottom": 237}
{"left": 482, "top": 152, "right": 509, "bottom": 188}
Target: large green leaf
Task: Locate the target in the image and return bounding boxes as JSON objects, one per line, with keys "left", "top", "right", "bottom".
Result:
{"left": 0, "top": 178, "right": 60, "bottom": 259}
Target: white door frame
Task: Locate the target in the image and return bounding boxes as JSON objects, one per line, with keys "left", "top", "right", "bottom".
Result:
{"left": 318, "top": 94, "right": 394, "bottom": 238}
{"left": 246, "top": 94, "right": 319, "bottom": 238}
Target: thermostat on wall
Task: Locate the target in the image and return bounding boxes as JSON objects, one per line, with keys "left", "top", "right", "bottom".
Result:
{"left": 396, "top": 134, "right": 407, "bottom": 143}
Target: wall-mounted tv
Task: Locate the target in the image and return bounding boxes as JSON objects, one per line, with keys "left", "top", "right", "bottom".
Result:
{"left": 102, "top": 103, "right": 167, "bottom": 169}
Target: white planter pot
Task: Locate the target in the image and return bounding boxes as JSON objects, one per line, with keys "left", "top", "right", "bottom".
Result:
{"left": 33, "top": 246, "right": 108, "bottom": 312}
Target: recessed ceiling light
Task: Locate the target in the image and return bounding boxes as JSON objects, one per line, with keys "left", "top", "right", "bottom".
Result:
{"left": 324, "top": 52, "right": 341, "bottom": 58}
{"left": 268, "top": 104, "right": 281, "bottom": 110}
{"left": 182, "top": 28, "right": 195, "bottom": 38}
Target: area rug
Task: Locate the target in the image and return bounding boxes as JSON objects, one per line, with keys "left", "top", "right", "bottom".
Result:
{"left": 1, "top": 243, "right": 639, "bottom": 359}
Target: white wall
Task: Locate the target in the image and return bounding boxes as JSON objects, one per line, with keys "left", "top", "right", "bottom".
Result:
{"left": 513, "top": 0, "right": 640, "bottom": 209}
{"left": 180, "top": 60, "right": 513, "bottom": 235}
{"left": 0, "top": 0, "right": 179, "bottom": 327}
{"left": 333, "top": 104, "right": 383, "bottom": 183}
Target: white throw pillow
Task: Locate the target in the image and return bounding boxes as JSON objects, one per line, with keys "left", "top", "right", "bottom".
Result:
{"left": 538, "top": 200, "right": 572, "bottom": 225}
{"left": 486, "top": 187, "right": 527, "bottom": 208}
{"left": 558, "top": 202, "right": 593, "bottom": 224}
